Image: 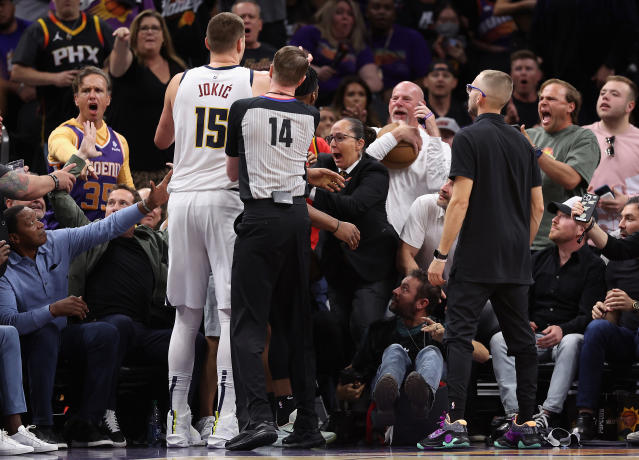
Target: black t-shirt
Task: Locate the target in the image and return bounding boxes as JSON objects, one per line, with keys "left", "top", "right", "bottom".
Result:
{"left": 606, "top": 258, "right": 639, "bottom": 331}
{"left": 240, "top": 44, "right": 277, "bottom": 71}
{"left": 85, "top": 236, "right": 154, "bottom": 322}
{"left": 449, "top": 113, "right": 542, "bottom": 284}
{"left": 513, "top": 97, "right": 540, "bottom": 129}
{"left": 107, "top": 58, "right": 183, "bottom": 171}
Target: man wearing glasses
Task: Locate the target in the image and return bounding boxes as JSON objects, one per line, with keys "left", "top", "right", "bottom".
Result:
{"left": 422, "top": 70, "right": 545, "bottom": 449}
{"left": 585, "top": 76, "right": 639, "bottom": 234}
{"left": 523, "top": 79, "right": 600, "bottom": 251}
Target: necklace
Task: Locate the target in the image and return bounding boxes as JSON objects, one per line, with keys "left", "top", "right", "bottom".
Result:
{"left": 399, "top": 320, "right": 426, "bottom": 353}
{"left": 265, "top": 91, "right": 295, "bottom": 97}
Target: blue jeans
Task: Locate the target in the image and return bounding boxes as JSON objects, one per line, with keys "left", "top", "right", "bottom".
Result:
{"left": 0, "top": 326, "right": 27, "bottom": 415}
{"left": 576, "top": 319, "right": 639, "bottom": 410}
{"left": 20, "top": 322, "right": 119, "bottom": 425}
{"left": 372, "top": 344, "right": 444, "bottom": 394}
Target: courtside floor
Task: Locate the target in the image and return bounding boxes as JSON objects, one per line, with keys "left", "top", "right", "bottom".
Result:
{"left": 32, "top": 444, "right": 639, "bottom": 460}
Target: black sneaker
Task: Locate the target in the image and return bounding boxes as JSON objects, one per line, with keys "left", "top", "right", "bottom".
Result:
{"left": 65, "top": 417, "right": 114, "bottom": 448}
{"left": 276, "top": 396, "right": 296, "bottom": 428}
{"left": 282, "top": 428, "right": 326, "bottom": 448}
{"left": 573, "top": 412, "right": 595, "bottom": 441}
{"left": 373, "top": 374, "right": 399, "bottom": 427}
{"left": 417, "top": 413, "right": 470, "bottom": 449}
{"left": 29, "top": 425, "right": 67, "bottom": 449}
{"left": 99, "top": 409, "right": 126, "bottom": 447}
{"left": 494, "top": 418, "right": 543, "bottom": 449}
{"left": 403, "top": 371, "right": 433, "bottom": 418}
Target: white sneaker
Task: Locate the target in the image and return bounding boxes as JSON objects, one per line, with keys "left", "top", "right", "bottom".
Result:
{"left": 207, "top": 413, "right": 239, "bottom": 449}
{"left": 10, "top": 425, "right": 58, "bottom": 453}
{"left": 194, "top": 416, "right": 216, "bottom": 441}
{"left": 0, "top": 429, "right": 34, "bottom": 455}
{"left": 285, "top": 409, "right": 337, "bottom": 445}
{"left": 628, "top": 430, "right": 639, "bottom": 443}
{"left": 166, "top": 407, "right": 206, "bottom": 447}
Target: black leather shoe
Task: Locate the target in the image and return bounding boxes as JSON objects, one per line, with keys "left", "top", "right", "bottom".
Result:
{"left": 282, "top": 428, "right": 326, "bottom": 448}
{"left": 573, "top": 412, "right": 595, "bottom": 441}
{"left": 225, "top": 422, "right": 277, "bottom": 451}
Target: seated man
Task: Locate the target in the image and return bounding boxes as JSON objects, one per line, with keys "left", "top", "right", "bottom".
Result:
{"left": 571, "top": 196, "right": 639, "bottom": 440}
{"left": 0, "top": 162, "right": 169, "bottom": 448}
{"left": 490, "top": 197, "right": 605, "bottom": 431}
{"left": 49, "top": 148, "right": 206, "bottom": 447}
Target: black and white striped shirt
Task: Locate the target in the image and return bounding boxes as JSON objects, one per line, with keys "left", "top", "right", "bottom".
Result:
{"left": 226, "top": 96, "right": 319, "bottom": 202}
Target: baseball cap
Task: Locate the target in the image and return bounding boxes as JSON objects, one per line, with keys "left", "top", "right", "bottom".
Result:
{"left": 436, "top": 117, "right": 460, "bottom": 134}
{"left": 547, "top": 196, "right": 598, "bottom": 221}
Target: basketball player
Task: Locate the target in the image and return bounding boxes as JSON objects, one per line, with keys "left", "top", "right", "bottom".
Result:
{"left": 154, "top": 12, "right": 269, "bottom": 448}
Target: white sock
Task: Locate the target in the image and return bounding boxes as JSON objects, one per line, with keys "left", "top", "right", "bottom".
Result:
{"left": 216, "top": 308, "right": 236, "bottom": 421}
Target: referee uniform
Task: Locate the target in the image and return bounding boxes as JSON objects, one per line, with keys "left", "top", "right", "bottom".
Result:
{"left": 226, "top": 95, "right": 320, "bottom": 432}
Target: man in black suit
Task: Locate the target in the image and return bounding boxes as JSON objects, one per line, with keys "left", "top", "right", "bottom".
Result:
{"left": 311, "top": 117, "right": 398, "bottom": 358}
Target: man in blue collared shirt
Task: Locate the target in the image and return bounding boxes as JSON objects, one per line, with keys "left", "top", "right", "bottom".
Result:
{"left": 0, "top": 168, "right": 171, "bottom": 448}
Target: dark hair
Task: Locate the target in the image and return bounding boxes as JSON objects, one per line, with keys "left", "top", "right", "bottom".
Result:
{"left": 206, "top": 12, "right": 245, "bottom": 54}
{"left": 606, "top": 75, "right": 638, "bottom": 104}
{"left": 72, "top": 66, "right": 111, "bottom": 94}
{"left": 625, "top": 196, "right": 639, "bottom": 209}
{"left": 272, "top": 46, "right": 309, "bottom": 87}
{"left": 4, "top": 205, "right": 27, "bottom": 234}
{"left": 409, "top": 269, "right": 441, "bottom": 307}
{"left": 510, "top": 49, "right": 538, "bottom": 64}
{"left": 539, "top": 78, "right": 582, "bottom": 124}
{"left": 295, "top": 66, "right": 318, "bottom": 97}
{"left": 342, "top": 117, "right": 377, "bottom": 151}
{"left": 109, "top": 184, "right": 141, "bottom": 203}
{"left": 331, "top": 75, "right": 380, "bottom": 127}
{"left": 130, "top": 10, "right": 186, "bottom": 70}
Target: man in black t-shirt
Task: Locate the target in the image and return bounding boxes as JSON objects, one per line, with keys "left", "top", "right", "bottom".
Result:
{"left": 232, "top": 1, "right": 276, "bottom": 71}
{"left": 506, "top": 50, "right": 542, "bottom": 129}
{"left": 423, "top": 60, "right": 472, "bottom": 128}
{"left": 420, "top": 70, "right": 545, "bottom": 450}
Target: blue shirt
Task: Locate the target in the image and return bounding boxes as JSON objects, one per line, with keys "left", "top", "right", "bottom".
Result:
{"left": 0, "top": 204, "right": 145, "bottom": 334}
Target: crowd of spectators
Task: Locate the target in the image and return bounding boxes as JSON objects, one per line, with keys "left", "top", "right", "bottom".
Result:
{"left": 0, "top": 0, "right": 639, "bottom": 452}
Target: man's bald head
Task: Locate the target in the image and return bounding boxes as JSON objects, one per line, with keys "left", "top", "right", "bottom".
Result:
{"left": 389, "top": 81, "right": 426, "bottom": 126}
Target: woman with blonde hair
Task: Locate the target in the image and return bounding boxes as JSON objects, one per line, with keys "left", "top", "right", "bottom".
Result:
{"left": 108, "top": 9, "right": 186, "bottom": 188}
{"left": 290, "top": 0, "right": 382, "bottom": 106}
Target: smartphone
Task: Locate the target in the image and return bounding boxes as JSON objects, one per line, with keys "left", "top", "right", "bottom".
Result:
{"left": 575, "top": 193, "right": 600, "bottom": 222}
{"left": 594, "top": 184, "right": 615, "bottom": 200}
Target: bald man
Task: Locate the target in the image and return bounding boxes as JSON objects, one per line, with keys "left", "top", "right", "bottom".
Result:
{"left": 366, "top": 81, "right": 451, "bottom": 234}
{"left": 420, "top": 70, "right": 545, "bottom": 450}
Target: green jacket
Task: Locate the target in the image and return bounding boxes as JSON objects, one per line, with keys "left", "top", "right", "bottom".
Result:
{"left": 49, "top": 154, "right": 172, "bottom": 326}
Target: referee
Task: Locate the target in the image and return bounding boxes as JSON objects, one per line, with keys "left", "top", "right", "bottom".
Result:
{"left": 224, "top": 46, "right": 323, "bottom": 451}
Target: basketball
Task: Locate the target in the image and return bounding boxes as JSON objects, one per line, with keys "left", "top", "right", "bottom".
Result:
{"left": 376, "top": 122, "right": 418, "bottom": 169}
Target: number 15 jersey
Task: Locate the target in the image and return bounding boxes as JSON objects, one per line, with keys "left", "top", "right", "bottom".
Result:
{"left": 169, "top": 65, "right": 253, "bottom": 193}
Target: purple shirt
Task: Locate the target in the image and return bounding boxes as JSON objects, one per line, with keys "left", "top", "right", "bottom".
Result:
{"left": 0, "top": 18, "right": 31, "bottom": 80}
{"left": 50, "top": 0, "right": 156, "bottom": 30}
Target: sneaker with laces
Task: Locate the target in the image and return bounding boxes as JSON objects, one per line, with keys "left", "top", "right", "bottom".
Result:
{"left": 532, "top": 405, "right": 558, "bottom": 435}
{"left": 417, "top": 413, "right": 470, "bottom": 449}
{"left": 10, "top": 425, "right": 58, "bottom": 453}
{"left": 100, "top": 409, "right": 126, "bottom": 447}
{"left": 29, "top": 425, "right": 67, "bottom": 449}
{"left": 494, "top": 417, "right": 543, "bottom": 449}
{"left": 207, "top": 412, "right": 239, "bottom": 449}
{"left": 0, "top": 429, "right": 34, "bottom": 455}
{"left": 195, "top": 415, "right": 216, "bottom": 441}
{"left": 166, "top": 407, "right": 206, "bottom": 447}
{"left": 275, "top": 410, "right": 335, "bottom": 447}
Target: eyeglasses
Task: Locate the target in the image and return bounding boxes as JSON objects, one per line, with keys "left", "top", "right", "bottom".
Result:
{"left": 139, "top": 25, "right": 162, "bottom": 33}
{"left": 605, "top": 136, "right": 615, "bottom": 157}
{"left": 325, "top": 133, "right": 359, "bottom": 144}
{"left": 466, "top": 84, "right": 487, "bottom": 98}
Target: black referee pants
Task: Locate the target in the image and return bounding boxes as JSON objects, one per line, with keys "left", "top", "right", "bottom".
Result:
{"left": 230, "top": 199, "right": 318, "bottom": 432}
{"left": 445, "top": 277, "right": 538, "bottom": 423}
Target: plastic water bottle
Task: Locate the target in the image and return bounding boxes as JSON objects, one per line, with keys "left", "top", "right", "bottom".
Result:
{"left": 147, "top": 400, "right": 162, "bottom": 446}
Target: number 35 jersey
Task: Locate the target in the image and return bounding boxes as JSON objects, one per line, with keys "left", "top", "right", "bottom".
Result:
{"left": 169, "top": 65, "right": 253, "bottom": 193}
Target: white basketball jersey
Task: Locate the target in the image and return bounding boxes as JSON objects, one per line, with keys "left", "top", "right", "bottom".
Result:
{"left": 169, "top": 65, "right": 253, "bottom": 192}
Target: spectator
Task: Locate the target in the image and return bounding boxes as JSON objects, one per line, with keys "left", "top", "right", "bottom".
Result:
{"left": 221, "top": 0, "right": 287, "bottom": 49}
{"left": 109, "top": 10, "right": 185, "bottom": 189}
{"left": 47, "top": 66, "right": 134, "bottom": 224}
{"left": 531, "top": 0, "right": 639, "bottom": 125}
{"left": 524, "top": 79, "right": 600, "bottom": 251}
{"left": 50, "top": 0, "right": 155, "bottom": 30}
{"left": 137, "top": 187, "right": 162, "bottom": 229}
{"left": 5, "top": 194, "right": 45, "bottom": 220}
{"left": 331, "top": 75, "right": 381, "bottom": 127}
{"left": 490, "top": 196, "right": 606, "bottom": 431}
{"left": 396, "top": 0, "right": 437, "bottom": 43}
{"left": 317, "top": 106, "right": 338, "bottom": 139}
{"left": 289, "top": 0, "right": 382, "bottom": 106}
{"left": 493, "top": 0, "right": 536, "bottom": 48}
{"left": 11, "top": 0, "right": 114, "bottom": 146}
{"left": 585, "top": 76, "right": 639, "bottom": 234}
{"left": 232, "top": 1, "right": 276, "bottom": 71}
{"left": 423, "top": 59, "right": 472, "bottom": 128}
{"left": 0, "top": 171, "right": 170, "bottom": 448}
{"left": 158, "top": 0, "right": 211, "bottom": 67}
{"left": 366, "top": 0, "right": 430, "bottom": 102}
{"left": 569, "top": 197, "right": 639, "bottom": 441}
{"left": 506, "top": 49, "right": 542, "bottom": 128}
{"left": 431, "top": 3, "right": 468, "bottom": 83}
{"left": 367, "top": 81, "right": 451, "bottom": 234}
{"left": 435, "top": 117, "right": 459, "bottom": 147}
{"left": 312, "top": 117, "right": 398, "bottom": 357}
{"left": 49, "top": 151, "right": 205, "bottom": 448}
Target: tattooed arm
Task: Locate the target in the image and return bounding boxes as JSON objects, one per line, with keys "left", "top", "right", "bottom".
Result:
{"left": 0, "top": 165, "right": 76, "bottom": 200}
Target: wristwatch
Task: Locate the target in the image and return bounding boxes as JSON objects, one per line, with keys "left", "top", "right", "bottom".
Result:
{"left": 633, "top": 300, "right": 639, "bottom": 312}
{"left": 433, "top": 249, "right": 448, "bottom": 261}
{"left": 534, "top": 146, "right": 543, "bottom": 159}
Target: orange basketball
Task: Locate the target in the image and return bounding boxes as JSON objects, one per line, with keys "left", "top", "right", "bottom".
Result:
{"left": 376, "top": 123, "right": 418, "bottom": 169}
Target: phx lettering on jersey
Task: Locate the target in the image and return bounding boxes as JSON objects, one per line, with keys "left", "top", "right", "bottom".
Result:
{"left": 52, "top": 45, "right": 100, "bottom": 66}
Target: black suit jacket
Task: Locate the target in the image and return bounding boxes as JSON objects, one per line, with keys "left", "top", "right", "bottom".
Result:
{"left": 313, "top": 153, "right": 398, "bottom": 283}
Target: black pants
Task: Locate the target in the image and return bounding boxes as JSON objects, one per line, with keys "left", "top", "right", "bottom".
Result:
{"left": 230, "top": 200, "right": 317, "bottom": 432}
{"left": 445, "top": 277, "right": 537, "bottom": 422}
